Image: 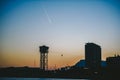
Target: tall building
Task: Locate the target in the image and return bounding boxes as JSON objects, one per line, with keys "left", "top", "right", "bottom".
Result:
{"left": 85, "top": 43, "right": 101, "bottom": 68}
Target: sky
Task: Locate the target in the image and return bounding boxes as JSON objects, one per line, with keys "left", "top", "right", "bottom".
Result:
{"left": 0, "top": 0, "right": 120, "bottom": 69}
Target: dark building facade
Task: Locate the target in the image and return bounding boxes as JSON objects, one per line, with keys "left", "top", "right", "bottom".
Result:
{"left": 85, "top": 43, "right": 101, "bottom": 68}
{"left": 106, "top": 55, "right": 120, "bottom": 67}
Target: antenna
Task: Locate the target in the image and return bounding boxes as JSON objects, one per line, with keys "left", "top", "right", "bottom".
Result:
{"left": 34, "top": 57, "right": 35, "bottom": 67}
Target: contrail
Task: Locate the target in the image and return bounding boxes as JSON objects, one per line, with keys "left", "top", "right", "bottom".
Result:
{"left": 42, "top": 6, "right": 52, "bottom": 24}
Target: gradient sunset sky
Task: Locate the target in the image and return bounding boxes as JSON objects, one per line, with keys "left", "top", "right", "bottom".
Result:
{"left": 0, "top": 0, "right": 120, "bottom": 69}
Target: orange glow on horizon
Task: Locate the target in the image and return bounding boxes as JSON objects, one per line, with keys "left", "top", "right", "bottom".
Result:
{"left": 0, "top": 43, "right": 119, "bottom": 70}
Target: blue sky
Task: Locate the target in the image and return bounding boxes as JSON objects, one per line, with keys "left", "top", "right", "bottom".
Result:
{"left": 0, "top": 0, "right": 120, "bottom": 68}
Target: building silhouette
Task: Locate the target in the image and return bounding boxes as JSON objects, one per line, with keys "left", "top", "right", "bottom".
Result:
{"left": 85, "top": 43, "right": 101, "bottom": 68}
{"left": 39, "top": 45, "right": 49, "bottom": 70}
{"left": 106, "top": 55, "right": 120, "bottom": 67}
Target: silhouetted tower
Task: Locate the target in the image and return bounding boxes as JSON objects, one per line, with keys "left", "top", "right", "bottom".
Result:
{"left": 85, "top": 43, "right": 101, "bottom": 69}
{"left": 39, "top": 45, "right": 49, "bottom": 70}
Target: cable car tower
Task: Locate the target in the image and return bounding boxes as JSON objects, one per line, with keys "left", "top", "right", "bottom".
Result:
{"left": 39, "top": 45, "right": 49, "bottom": 70}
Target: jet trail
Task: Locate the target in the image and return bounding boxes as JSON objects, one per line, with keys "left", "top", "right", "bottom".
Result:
{"left": 42, "top": 6, "right": 52, "bottom": 24}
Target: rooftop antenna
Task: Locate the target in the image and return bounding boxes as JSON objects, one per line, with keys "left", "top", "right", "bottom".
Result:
{"left": 34, "top": 57, "right": 36, "bottom": 67}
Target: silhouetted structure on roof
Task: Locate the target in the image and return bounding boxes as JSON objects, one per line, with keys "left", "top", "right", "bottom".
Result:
{"left": 85, "top": 43, "right": 101, "bottom": 69}
{"left": 39, "top": 45, "right": 49, "bottom": 70}
{"left": 106, "top": 54, "right": 120, "bottom": 67}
